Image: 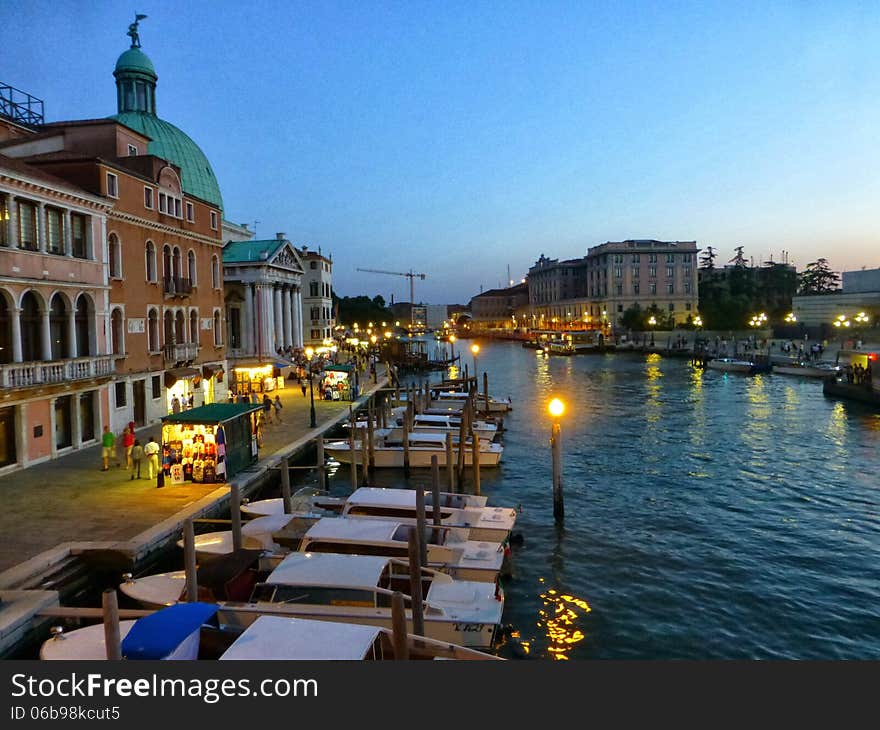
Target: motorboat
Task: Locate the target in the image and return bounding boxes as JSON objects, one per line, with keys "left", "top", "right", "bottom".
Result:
{"left": 429, "top": 390, "right": 512, "bottom": 413}
{"left": 324, "top": 431, "right": 504, "bottom": 468}
{"left": 217, "top": 552, "right": 504, "bottom": 649}
{"left": 705, "top": 357, "right": 758, "bottom": 374}
{"left": 547, "top": 340, "right": 576, "bottom": 355}
{"left": 772, "top": 361, "right": 841, "bottom": 378}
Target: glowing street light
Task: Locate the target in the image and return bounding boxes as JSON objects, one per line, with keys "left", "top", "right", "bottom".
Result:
{"left": 471, "top": 343, "right": 480, "bottom": 376}
{"left": 305, "top": 346, "right": 316, "bottom": 428}
{"left": 833, "top": 314, "right": 851, "bottom": 329}
{"left": 449, "top": 334, "right": 456, "bottom": 362}
{"left": 693, "top": 315, "right": 703, "bottom": 328}
{"left": 548, "top": 397, "right": 565, "bottom": 523}
{"left": 855, "top": 312, "right": 870, "bottom": 325}
{"left": 647, "top": 315, "right": 657, "bottom": 346}
{"left": 784, "top": 312, "right": 797, "bottom": 324}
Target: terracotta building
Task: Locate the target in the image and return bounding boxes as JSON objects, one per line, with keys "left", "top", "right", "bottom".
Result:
{"left": 1, "top": 28, "right": 228, "bottom": 436}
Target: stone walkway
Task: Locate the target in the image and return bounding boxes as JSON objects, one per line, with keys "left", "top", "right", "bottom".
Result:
{"left": 0, "top": 371, "right": 388, "bottom": 574}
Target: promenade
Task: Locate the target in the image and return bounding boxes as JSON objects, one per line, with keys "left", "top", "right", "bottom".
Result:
{"left": 0, "top": 373, "right": 388, "bottom": 576}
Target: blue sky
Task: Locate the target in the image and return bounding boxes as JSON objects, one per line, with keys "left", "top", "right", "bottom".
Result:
{"left": 3, "top": 1, "right": 879, "bottom": 303}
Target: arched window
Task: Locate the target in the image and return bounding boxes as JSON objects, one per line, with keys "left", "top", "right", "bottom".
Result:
{"left": 49, "top": 293, "right": 69, "bottom": 360}
{"left": 213, "top": 310, "right": 222, "bottom": 346}
{"left": 211, "top": 255, "right": 220, "bottom": 289}
{"left": 175, "top": 310, "right": 185, "bottom": 345}
{"left": 163, "top": 310, "right": 174, "bottom": 347}
{"left": 20, "top": 291, "right": 42, "bottom": 361}
{"left": 0, "top": 293, "right": 12, "bottom": 364}
{"left": 190, "top": 309, "right": 199, "bottom": 346}
{"left": 147, "top": 308, "right": 159, "bottom": 352}
{"left": 172, "top": 246, "right": 182, "bottom": 280}
{"left": 75, "top": 295, "right": 93, "bottom": 357}
{"left": 108, "top": 234, "right": 121, "bottom": 279}
{"left": 187, "top": 250, "right": 197, "bottom": 286}
{"left": 162, "top": 244, "right": 172, "bottom": 283}
{"left": 145, "top": 240, "right": 157, "bottom": 282}
{"left": 110, "top": 308, "right": 124, "bottom": 356}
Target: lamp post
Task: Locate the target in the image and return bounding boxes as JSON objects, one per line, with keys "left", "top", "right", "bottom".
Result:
{"left": 449, "top": 334, "right": 456, "bottom": 363}
{"left": 305, "top": 346, "right": 316, "bottom": 428}
{"left": 548, "top": 397, "right": 565, "bottom": 523}
{"left": 471, "top": 343, "right": 480, "bottom": 379}
{"left": 648, "top": 315, "right": 657, "bottom": 347}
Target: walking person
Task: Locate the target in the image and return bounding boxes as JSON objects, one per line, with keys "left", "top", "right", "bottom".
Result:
{"left": 300, "top": 378, "right": 308, "bottom": 397}
{"left": 273, "top": 394, "right": 283, "bottom": 423}
{"left": 130, "top": 439, "right": 144, "bottom": 480}
{"left": 101, "top": 425, "right": 115, "bottom": 471}
{"left": 116, "top": 426, "right": 127, "bottom": 468}
{"left": 122, "top": 426, "right": 135, "bottom": 470}
{"left": 262, "top": 393, "right": 273, "bottom": 424}
{"left": 143, "top": 435, "right": 160, "bottom": 480}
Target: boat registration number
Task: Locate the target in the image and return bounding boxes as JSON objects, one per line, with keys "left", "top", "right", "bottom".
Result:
{"left": 453, "top": 623, "right": 486, "bottom": 632}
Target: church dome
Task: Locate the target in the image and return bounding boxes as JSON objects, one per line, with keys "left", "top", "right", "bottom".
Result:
{"left": 110, "top": 27, "right": 223, "bottom": 210}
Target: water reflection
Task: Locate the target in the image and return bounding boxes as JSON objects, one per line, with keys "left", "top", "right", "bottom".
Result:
{"left": 536, "top": 587, "right": 590, "bottom": 660}
{"left": 645, "top": 354, "right": 663, "bottom": 425}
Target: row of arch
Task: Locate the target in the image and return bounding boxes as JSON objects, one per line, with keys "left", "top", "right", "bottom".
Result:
{"left": 106, "top": 234, "right": 221, "bottom": 288}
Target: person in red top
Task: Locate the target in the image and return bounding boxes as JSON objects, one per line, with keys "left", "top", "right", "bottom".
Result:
{"left": 122, "top": 427, "right": 135, "bottom": 470}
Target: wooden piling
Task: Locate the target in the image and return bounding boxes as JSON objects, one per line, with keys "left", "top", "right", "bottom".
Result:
{"left": 391, "top": 592, "right": 409, "bottom": 660}
{"left": 430, "top": 455, "right": 442, "bottom": 528}
{"left": 415, "top": 486, "right": 428, "bottom": 568}
{"left": 183, "top": 518, "right": 198, "bottom": 603}
{"left": 361, "top": 424, "right": 369, "bottom": 486}
{"left": 551, "top": 421, "right": 564, "bottom": 523}
{"left": 483, "top": 371, "right": 489, "bottom": 417}
{"left": 456, "top": 397, "right": 469, "bottom": 487}
{"left": 407, "top": 530, "right": 425, "bottom": 637}
{"left": 367, "top": 404, "right": 376, "bottom": 473}
{"left": 230, "top": 484, "right": 242, "bottom": 552}
{"left": 316, "top": 437, "right": 325, "bottom": 492}
{"left": 445, "top": 433, "right": 455, "bottom": 493}
{"left": 471, "top": 428, "right": 481, "bottom": 496}
{"left": 280, "top": 456, "right": 292, "bottom": 514}
{"left": 348, "top": 405, "right": 358, "bottom": 491}
{"left": 402, "top": 419, "right": 411, "bottom": 477}
{"left": 102, "top": 589, "right": 122, "bottom": 660}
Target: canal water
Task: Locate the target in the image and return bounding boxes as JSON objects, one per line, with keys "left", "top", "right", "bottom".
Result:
{"left": 321, "top": 339, "right": 880, "bottom": 659}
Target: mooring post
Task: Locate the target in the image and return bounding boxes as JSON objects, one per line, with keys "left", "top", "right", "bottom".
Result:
{"left": 184, "top": 518, "right": 198, "bottom": 602}
{"left": 366, "top": 405, "right": 376, "bottom": 475}
{"left": 316, "top": 437, "right": 325, "bottom": 492}
{"left": 280, "top": 456, "right": 292, "bottom": 514}
{"left": 402, "top": 419, "right": 411, "bottom": 477}
{"left": 456, "top": 400, "right": 468, "bottom": 487}
{"left": 391, "top": 591, "right": 410, "bottom": 660}
{"left": 102, "top": 589, "right": 122, "bottom": 660}
{"left": 415, "top": 486, "right": 428, "bottom": 568}
{"left": 471, "top": 428, "right": 481, "bottom": 497}
{"left": 230, "top": 484, "right": 243, "bottom": 551}
{"left": 361, "top": 425, "right": 369, "bottom": 486}
{"left": 551, "top": 420, "right": 564, "bottom": 523}
{"left": 407, "top": 530, "right": 425, "bottom": 637}
{"left": 349, "top": 405, "right": 358, "bottom": 491}
{"left": 483, "top": 371, "right": 489, "bottom": 417}
{"left": 445, "top": 432, "right": 455, "bottom": 493}
{"left": 430, "top": 455, "right": 442, "bottom": 529}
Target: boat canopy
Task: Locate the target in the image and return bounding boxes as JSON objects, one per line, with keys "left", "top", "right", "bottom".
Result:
{"left": 121, "top": 602, "right": 219, "bottom": 660}
{"left": 265, "top": 552, "right": 391, "bottom": 589}
{"left": 305, "top": 517, "right": 401, "bottom": 542}
{"left": 220, "top": 615, "right": 382, "bottom": 660}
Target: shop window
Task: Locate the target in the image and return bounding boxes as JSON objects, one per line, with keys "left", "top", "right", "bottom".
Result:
{"left": 0, "top": 405, "right": 16, "bottom": 468}
{"left": 79, "top": 392, "right": 95, "bottom": 442}
{"left": 55, "top": 395, "right": 72, "bottom": 450}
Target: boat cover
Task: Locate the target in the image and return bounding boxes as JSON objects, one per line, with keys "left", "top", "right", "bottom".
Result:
{"left": 196, "top": 548, "right": 263, "bottom": 599}
{"left": 121, "top": 602, "right": 219, "bottom": 660}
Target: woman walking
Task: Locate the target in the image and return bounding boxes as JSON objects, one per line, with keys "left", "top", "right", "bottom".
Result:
{"left": 130, "top": 439, "right": 144, "bottom": 480}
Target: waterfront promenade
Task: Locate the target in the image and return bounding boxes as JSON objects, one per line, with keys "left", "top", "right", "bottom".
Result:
{"left": 0, "top": 373, "right": 388, "bottom": 577}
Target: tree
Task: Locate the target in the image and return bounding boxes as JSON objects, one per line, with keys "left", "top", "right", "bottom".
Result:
{"left": 699, "top": 246, "right": 717, "bottom": 270}
{"left": 798, "top": 258, "right": 840, "bottom": 295}
{"left": 620, "top": 303, "right": 643, "bottom": 331}
{"left": 729, "top": 246, "right": 748, "bottom": 268}
{"left": 333, "top": 293, "right": 394, "bottom": 328}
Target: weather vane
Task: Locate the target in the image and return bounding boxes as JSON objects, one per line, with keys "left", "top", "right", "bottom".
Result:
{"left": 127, "top": 13, "right": 148, "bottom": 48}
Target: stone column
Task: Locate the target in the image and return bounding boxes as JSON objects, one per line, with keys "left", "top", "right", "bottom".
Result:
{"left": 273, "top": 286, "right": 283, "bottom": 352}
{"left": 64, "top": 209, "right": 73, "bottom": 257}
{"left": 49, "top": 397, "right": 57, "bottom": 459}
{"left": 294, "top": 287, "right": 304, "bottom": 348}
{"left": 6, "top": 197, "right": 18, "bottom": 249}
{"left": 37, "top": 202, "right": 46, "bottom": 252}
{"left": 11, "top": 307, "right": 22, "bottom": 362}
{"left": 41, "top": 305, "right": 52, "bottom": 361}
{"left": 282, "top": 287, "right": 292, "bottom": 349}
{"left": 67, "top": 307, "right": 77, "bottom": 360}
{"left": 243, "top": 283, "right": 254, "bottom": 355}
{"left": 72, "top": 392, "right": 82, "bottom": 448}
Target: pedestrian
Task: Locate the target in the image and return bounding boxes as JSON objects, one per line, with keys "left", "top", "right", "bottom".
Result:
{"left": 116, "top": 426, "right": 127, "bottom": 468}
{"left": 122, "top": 426, "right": 135, "bottom": 470}
{"left": 143, "top": 436, "right": 160, "bottom": 480}
{"left": 101, "top": 425, "right": 115, "bottom": 471}
{"left": 301, "top": 378, "right": 308, "bottom": 397}
{"left": 263, "top": 393, "right": 273, "bottom": 423}
{"left": 273, "top": 394, "right": 283, "bottom": 423}
{"left": 130, "top": 439, "right": 144, "bottom": 480}
{"left": 188, "top": 393, "right": 195, "bottom": 409}
{"left": 171, "top": 396, "right": 181, "bottom": 414}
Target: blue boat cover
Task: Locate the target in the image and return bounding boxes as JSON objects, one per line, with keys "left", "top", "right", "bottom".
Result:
{"left": 121, "top": 602, "right": 219, "bottom": 660}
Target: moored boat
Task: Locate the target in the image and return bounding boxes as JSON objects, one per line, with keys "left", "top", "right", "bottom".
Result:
{"left": 772, "top": 361, "right": 841, "bottom": 378}
{"left": 324, "top": 432, "right": 504, "bottom": 467}
{"left": 705, "top": 357, "right": 758, "bottom": 374}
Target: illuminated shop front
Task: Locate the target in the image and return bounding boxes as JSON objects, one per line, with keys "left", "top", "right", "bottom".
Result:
{"left": 231, "top": 364, "right": 283, "bottom": 396}
{"left": 159, "top": 403, "right": 262, "bottom": 486}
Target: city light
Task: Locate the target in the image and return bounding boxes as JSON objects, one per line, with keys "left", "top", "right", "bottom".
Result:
{"left": 749, "top": 312, "right": 768, "bottom": 327}
{"left": 833, "top": 315, "right": 851, "bottom": 328}
{"left": 693, "top": 315, "right": 703, "bottom": 328}
{"left": 648, "top": 316, "right": 657, "bottom": 327}
{"left": 471, "top": 344, "right": 480, "bottom": 355}
{"left": 784, "top": 312, "right": 797, "bottom": 324}
{"left": 548, "top": 397, "right": 565, "bottom": 418}
{"left": 855, "top": 312, "right": 870, "bottom": 325}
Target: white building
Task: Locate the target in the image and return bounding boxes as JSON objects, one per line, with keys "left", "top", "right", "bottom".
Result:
{"left": 300, "top": 246, "right": 334, "bottom": 345}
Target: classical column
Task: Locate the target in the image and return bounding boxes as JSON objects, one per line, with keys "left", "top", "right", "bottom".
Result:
{"left": 260, "top": 283, "right": 274, "bottom": 359}
{"left": 49, "top": 397, "right": 57, "bottom": 459}
{"left": 273, "top": 286, "right": 283, "bottom": 352}
{"left": 67, "top": 307, "right": 78, "bottom": 360}
{"left": 6, "top": 197, "right": 19, "bottom": 249}
{"left": 11, "top": 307, "right": 22, "bottom": 362}
{"left": 72, "top": 392, "right": 82, "bottom": 448}
{"left": 63, "top": 209, "right": 73, "bottom": 257}
{"left": 41, "top": 305, "right": 52, "bottom": 361}
{"left": 293, "top": 287, "right": 303, "bottom": 348}
{"left": 37, "top": 202, "right": 46, "bottom": 252}
{"left": 243, "top": 283, "right": 254, "bottom": 356}
{"left": 282, "top": 287, "right": 292, "bottom": 349}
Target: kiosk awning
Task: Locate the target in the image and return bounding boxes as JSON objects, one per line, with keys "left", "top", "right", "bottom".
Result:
{"left": 161, "top": 402, "right": 263, "bottom": 425}
{"left": 165, "top": 367, "right": 201, "bottom": 387}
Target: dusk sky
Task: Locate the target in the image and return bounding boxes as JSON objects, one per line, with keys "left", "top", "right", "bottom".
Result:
{"left": 4, "top": 1, "right": 879, "bottom": 303}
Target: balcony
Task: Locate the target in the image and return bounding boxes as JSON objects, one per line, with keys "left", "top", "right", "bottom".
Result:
{"left": 163, "top": 343, "right": 199, "bottom": 363}
{"left": 163, "top": 276, "right": 193, "bottom": 298}
{"left": 0, "top": 356, "right": 115, "bottom": 389}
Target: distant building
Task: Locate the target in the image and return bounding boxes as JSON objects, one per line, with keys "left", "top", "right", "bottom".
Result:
{"left": 469, "top": 283, "right": 530, "bottom": 333}
{"left": 300, "top": 246, "right": 333, "bottom": 344}
{"left": 528, "top": 254, "right": 589, "bottom": 329}
{"left": 793, "top": 266, "right": 880, "bottom": 329}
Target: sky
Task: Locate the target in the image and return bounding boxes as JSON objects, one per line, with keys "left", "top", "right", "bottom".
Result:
{"left": 3, "top": 1, "right": 880, "bottom": 303}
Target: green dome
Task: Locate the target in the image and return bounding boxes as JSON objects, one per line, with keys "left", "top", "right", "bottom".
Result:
{"left": 114, "top": 47, "right": 156, "bottom": 77}
{"left": 113, "top": 111, "right": 224, "bottom": 210}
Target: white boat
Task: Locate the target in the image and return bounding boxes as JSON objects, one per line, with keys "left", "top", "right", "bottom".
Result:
{"left": 706, "top": 357, "right": 757, "bottom": 374}
{"left": 324, "top": 431, "right": 504, "bottom": 468}
{"left": 350, "top": 415, "right": 499, "bottom": 440}
{"left": 174, "top": 513, "right": 305, "bottom": 560}
{"left": 547, "top": 340, "right": 576, "bottom": 355}
{"left": 430, "top": 390, "right": 512, "bottom": 413}
{"left": 772, "top": 361, "right": 841, "bottom": 378}
{"left": 40, "top": 602, "right": 219, "bottom": 660}
{"left": 219, "top": 614, "right": 501, "bottom": 660}
{"left": 216, "top": 552, "right": 504, "bottom": 649}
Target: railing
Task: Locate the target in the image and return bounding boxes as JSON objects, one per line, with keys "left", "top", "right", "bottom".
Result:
{"left": 0, "top": 356, "right": 115, "bottom": 388}
{"left": 163, "top": 343, "right": 199, "bottom": 362}
{"left": 163, "top": 276, "right": 193, "bottom": 297}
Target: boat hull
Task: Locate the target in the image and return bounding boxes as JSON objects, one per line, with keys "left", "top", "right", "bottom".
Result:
{"left": 325, "top": 443, "right": 502, "bottom": 467}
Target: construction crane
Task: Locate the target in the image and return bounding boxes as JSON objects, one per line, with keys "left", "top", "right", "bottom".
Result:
{"left": 356, "top": 268, "right": 427, "bottom": 328}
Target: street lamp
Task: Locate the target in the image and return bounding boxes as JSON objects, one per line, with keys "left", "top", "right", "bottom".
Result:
{"left": 647, "top": 315, "right": 657, "bottom": 346}
{"left": 833, "top": 314, "right": 851, "bottom": 329}
{"left": 548, "top": 398, "right": 565, "bottom": 523}
{"left": 471, "top": 343, "right": 480, "bottom": 377}
{"left": 305, "top": 346, "right": 316, "bottom": 428}
{"left": 784, "top": 312, "right": 797, "bottom": 325}
{"left": 449, "top": 334, "right": 456, "bottom": 362}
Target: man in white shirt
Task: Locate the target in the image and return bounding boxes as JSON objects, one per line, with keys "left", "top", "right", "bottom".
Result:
{"left": 143, "top": 436, "right": 160, "bottom": 479}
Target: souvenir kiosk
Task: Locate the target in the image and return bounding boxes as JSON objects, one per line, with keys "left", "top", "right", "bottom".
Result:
{"left": 158, "top": 403, "right": 263, "bottom": 487}
{"left": 321, "top": 364, "right": 355, "bottom": 401}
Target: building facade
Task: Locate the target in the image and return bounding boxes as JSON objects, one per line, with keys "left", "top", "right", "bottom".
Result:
{"left": 793, "top": 266, "right": 880, "bottom": 328}
{"left": 469, "top": 283, "right": 530, "bottom": 333}
{"left": 300, "top": 246, "right": 334, "bottom": 344}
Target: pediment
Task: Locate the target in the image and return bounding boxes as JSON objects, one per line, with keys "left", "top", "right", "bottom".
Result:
{"left": 270, "top": 243, "right": 304, "bottom": 274}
